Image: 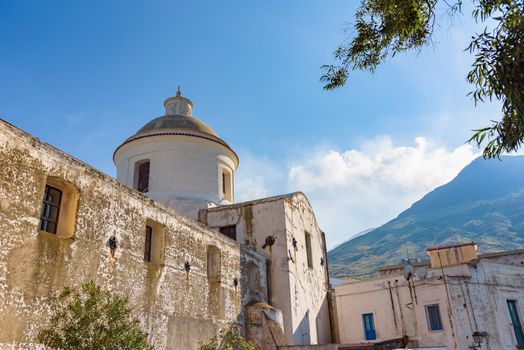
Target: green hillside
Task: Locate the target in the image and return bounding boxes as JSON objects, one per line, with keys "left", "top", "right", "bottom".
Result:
{"left": 328, "top": 156, "right": 524, "bottom": 279}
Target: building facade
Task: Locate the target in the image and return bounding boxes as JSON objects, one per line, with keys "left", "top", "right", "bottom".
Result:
{"left": 200, "top": 193, "right": 333, "bottom": 345}
{"left": 0, "top": 92, "right": 332, "bottom": 349}
{"left": 333, "top": 243, "right": 524, "bottom": 350}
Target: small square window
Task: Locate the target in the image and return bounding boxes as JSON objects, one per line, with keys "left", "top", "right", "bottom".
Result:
{"left": 426, "top": 304, "right": 443, "bottom": 331}
{"left": 219, "top": 225, "right": 236, "bottom": 240}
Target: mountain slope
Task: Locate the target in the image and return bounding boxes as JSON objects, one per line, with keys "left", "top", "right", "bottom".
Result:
{"left": 328, "top": 156, "right": 524, "bottom": 279}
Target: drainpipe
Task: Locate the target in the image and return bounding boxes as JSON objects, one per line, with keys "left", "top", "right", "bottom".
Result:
{"left": 437, "top": 251, "right": 458, "bottom": 350}
{"left": 388, "top": 281, "right": 400, "bottom": 335}
{"left": 407, "top": 279, "right": 419, "bottom": 344}
{"left": 394, "top": 281, "right": 407, "bottom": 338}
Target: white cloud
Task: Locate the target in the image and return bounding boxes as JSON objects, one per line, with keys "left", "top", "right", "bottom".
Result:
{"left": 236, "top": 136, "right": 479, "bottom": 249}
{"left": 289, "top": 136, "right": 476, "bottom": 192}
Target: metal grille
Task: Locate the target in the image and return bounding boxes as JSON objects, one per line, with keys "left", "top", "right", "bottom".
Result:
{"left": 39, "top": 185, "right": 62, "bottom": 234}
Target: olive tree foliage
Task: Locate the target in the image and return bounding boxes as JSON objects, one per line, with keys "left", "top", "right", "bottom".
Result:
{"left": 199, "top": 325, "right": 257, "bottom": 350}
{"left": 321, "top": 0, "right": 524, "bottom": 158}
{"left": 37, "top": 281, "right": 153, "bottom": 350}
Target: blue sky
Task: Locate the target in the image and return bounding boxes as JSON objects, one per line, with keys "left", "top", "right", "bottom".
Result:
{"left": 0, "top": 1, "right": 502, "bottom": 247}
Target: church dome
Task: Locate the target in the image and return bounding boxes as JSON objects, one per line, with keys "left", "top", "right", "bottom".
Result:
{"left": 136, "top": 115, "right": 219, "bottom": 137}
{"left": 115, "top": 88, "right": 238, "bottom": 163}
{"left": 113, "top": 89, "right": 238, "bottom": 219}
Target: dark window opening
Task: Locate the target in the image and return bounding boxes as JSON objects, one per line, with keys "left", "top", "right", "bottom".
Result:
{"left": 39, "top": 185, "right": 62, "bottom": 234}
{"left": 305, "top": 232, "right": 313, "bottom": 269}
{"left": 219, "top": 225, "right": 236, "bottom": 240}
{"left": 426, "top": 304, "right": 443, "bottom": 331}
{"left": 137, "top": 161, "right": 150, "bottom": 193}
{"left": 508, "top": 300, "right": 524, "bottom": 345}
{"left": 144, "top": 225, "right": 153, "bottom": 262}
{"left": 221, "top": 169, "right": 232, "bottom": 202}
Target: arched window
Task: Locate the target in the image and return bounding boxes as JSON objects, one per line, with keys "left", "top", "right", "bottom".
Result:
{"left": 39, "top": 176, "right": 79, "bottom": 238}
{"left": 207, "top": 245, "right": 221, "bottom": 283}
{"left": 134, "top": 160, "right": 150, "bottom": 193}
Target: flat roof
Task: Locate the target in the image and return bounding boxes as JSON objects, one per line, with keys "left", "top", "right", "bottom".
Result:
{"left": 426, "top": 242, "right": 476, "bottom": 251}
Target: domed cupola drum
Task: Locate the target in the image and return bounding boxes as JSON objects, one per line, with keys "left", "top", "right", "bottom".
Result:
{"left": 113, "top": 89, "right": 239, "bottom": 219}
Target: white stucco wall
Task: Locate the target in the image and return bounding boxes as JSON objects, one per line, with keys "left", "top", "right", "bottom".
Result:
{"left": 114, "top": 134, "right": 237, "bottom": 219}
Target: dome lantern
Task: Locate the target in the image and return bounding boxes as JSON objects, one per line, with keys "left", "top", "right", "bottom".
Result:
{"left": 164, "top": 87, "right": 193, "bottom": 116}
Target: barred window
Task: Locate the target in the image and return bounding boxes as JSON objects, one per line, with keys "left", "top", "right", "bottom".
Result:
{"left": 39, "top": 185, "right": 62, "bottom": 234}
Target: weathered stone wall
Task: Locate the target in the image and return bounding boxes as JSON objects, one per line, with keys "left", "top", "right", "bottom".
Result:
{"left": 201, "top": 193, "right": 333, "bottom": 346}
{"left": 0, "top": 120, "right": 256, "bottom": 349}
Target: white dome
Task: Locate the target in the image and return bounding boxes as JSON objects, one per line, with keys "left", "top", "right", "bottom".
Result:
{"left": 113, "top": 91, "right": 238, "bottom": 219}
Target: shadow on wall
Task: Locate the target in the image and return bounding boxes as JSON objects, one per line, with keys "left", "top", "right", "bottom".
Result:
{"left": 316, "top": 295, "right": 333, "bottom": 344}
{"left": 294, "top": 311, "right": 311, "bottom": 345}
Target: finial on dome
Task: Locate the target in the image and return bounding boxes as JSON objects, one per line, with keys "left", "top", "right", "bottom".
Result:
{"left": 164, "top": 89, "right": 193, "bottom": 116}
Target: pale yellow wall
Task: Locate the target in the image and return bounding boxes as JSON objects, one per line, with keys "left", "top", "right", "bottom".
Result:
{"left": 0, "top": 120, "right": 257, "bottom": 349}
{"left": 334, "top": 258, "right": 524, "bottom": 350}
{"left": 335, "top": 273, "right": 452, "bottom": 348}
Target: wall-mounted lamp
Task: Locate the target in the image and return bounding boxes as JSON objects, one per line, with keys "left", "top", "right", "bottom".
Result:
{"left": 184, "top": 261, "right": 191, "bottom": 272}
{"left": 262, "top": 235, "right": 275, "bottom": 249}
{"left": 233, "top": 278, "right": 238, "bottom": 287}
{"left": 292, "top": 237, "right": 297, "bottom": 249}
{"left": 470, "top": 331, "right": 488, "bottom": 349}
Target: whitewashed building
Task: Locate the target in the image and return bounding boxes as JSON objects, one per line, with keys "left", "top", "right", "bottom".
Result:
{"left": 333, "top": 243, "right": 524, "bottom": 350}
